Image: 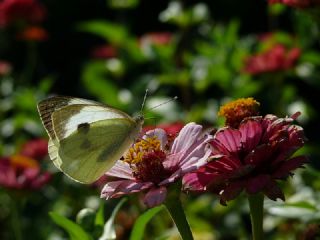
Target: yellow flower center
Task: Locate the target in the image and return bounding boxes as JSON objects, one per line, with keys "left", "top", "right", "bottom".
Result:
{"left": 218, "top": 98, "right": 260, "bottom": 128}
{"left": 124, "top": 136, "right": 169, "bottom": 184}
{"left": 10, "top": 155, "right": 39, "bottom": 169}
{"left": 124, "top": 136, "right": 161, "bottom": 164}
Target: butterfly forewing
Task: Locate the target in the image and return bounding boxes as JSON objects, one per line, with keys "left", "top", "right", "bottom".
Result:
{"left": 51, "top": 104, "right": 131, "bottom": 141}
{"left": 37, "top": 96, "right": 105, "bottom": 140}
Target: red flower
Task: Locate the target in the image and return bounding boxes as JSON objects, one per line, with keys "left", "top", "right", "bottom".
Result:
{"left": 0, "top": 0, "right": 46, "bottom": 28}
{"left": 17, "top": 26, "right": 48, "bottom": 41}
{"left": 143, "top": 122, "right": 184, "bottom": 136}
{"left": 91, "top": 45, "right": 118, "bottom": 59}
{"left": 0, "top": 155, "right": 51, "bottom": 190}
{"left": 139, "top": 32, "right": 173, "bottom": 46}
{"left": 244, "top": 44, "right": 301, "bottom": 75}
{"left": 20, "top": 138, "right": 48, "bottom": 160}
{"left": 0, "top": 60, "right": 12, "bottom": 76}
{"left": 268, "top": 0, "right": 320, "bottom": 8}
{"left": 183, "top": 113, "right": 307, "bottom": 205}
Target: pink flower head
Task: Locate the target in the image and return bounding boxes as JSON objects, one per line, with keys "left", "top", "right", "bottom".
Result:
{"left": 268, "top": 0, "right": 320, "bottom": 8}
{"left": 0, "top": 155, "right": 51, "bottom": 190}
{"left": 0, "top": 0, "right": 46, "bottom": 28}
{"left": 143, "top": 122, "right": 184, "bottom": 136}
{"left": 139, "top": 32, "right": 173, "bottom": 46}
{"left": 183, "top": 113, "right": 307, "bottom": 205}
{"left": 0, "top": 60, "right": 12, "bottom": 76}
{"left": 20, "top": 138, "right": 48, "bottom": 160}
{"left": 91, "top": 45, "right": 118, "bottom": 59}
{"left": 244, "top": 44, "right": 301, "bottom": 75}
{"left": 101, "top": 123, "right": 213, "bottom": 207}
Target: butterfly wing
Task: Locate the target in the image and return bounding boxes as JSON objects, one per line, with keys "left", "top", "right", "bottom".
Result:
{"left": 49, "top": 118, "right": 141, "bottom": 184}
{"left": 37, "top": 96, "right": 106, "bottom": 140}
{"left": 37, "top": 96, "right": 142, "bottom": 183}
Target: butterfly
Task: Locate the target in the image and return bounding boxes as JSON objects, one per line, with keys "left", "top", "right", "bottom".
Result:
{"left": 37, "top": 96, "right": 144, "bottom": 184}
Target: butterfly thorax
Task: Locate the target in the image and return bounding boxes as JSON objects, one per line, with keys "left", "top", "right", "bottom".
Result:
{"left": 133, "top": 115, "right": 144, "bottom": 125}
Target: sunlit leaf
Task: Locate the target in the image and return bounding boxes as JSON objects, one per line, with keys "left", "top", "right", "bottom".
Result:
{"left": 98, "top": 198, "right": 127, "bottom": 240}
{"left": 78, "top": 21, "right": 129, "bottom": 44}
{"left": 130, "top": 205, "right": 165, "bottom": 240}
{"left": 49, "top": 212, "right": 93, "bottom": 240}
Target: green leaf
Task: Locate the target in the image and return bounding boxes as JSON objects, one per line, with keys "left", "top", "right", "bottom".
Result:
{"left": 99, "top": 198, "right": 127, "bottom": 240}
{"left": 78, "top": 21, "right": 129, "bottom": 44}
{"left": 49, "top": 212, "right": 93, "bottom": 240}
{"left": 130, "top": 205, "right": 165, "bottom": 240}
{"left": 95, "top": 202, "right": 105, "bottom": 227}
{"left": 81, "top": 61, "right": 122, "bottom": 108}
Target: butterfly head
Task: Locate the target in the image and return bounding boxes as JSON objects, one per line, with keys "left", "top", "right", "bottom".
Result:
{"left": 134, "top": 114, "right": 145, "bottom": 125}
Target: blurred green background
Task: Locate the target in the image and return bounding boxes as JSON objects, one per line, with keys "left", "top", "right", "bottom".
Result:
{"left": 1, "top": 0, "right": 320, "bottom": 239}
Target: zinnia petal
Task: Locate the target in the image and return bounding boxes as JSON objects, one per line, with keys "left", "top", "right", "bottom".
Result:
{"left": 106, "top": 160, "right": 134, "bottom": 180}
{"left": 214, "top": 128, "right": 241, "bottom": 154}
{"left": 101, "top": 180, "right": 153, "bottom": 199}
{"left": 145, "top": 128, "right": 167, "bottom": 149}
{"left": 171, "top": 122, "right": 204, "bottom": 154}
{"left": 143, "top": 186, "right": 167, "bottom": 207}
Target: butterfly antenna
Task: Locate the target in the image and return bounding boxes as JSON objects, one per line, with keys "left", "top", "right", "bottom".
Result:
{"left": 147, "top": 96, "right": 178, "bottom": 111}
{"left": 140, "top": 89, "right": 149, "bottom": 113}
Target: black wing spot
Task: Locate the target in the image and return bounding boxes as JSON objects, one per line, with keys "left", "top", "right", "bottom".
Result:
{"left": 80, "top": 139, "right": 91, "bottom": 149}
{"left": 77, "top": 122, "right": 90, "bottom": 134}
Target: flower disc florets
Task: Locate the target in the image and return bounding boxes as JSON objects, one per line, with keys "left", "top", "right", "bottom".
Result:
{"left": 218, "top": 98, "right": 260, "bottom": 128}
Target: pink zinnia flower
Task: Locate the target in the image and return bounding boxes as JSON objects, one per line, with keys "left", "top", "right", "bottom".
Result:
{"left": 244, "top": 44, "right": 301, "bottom": 75}
{"left": 183, "top": 99, "right": 307, "bottom": 205}
{"left": 0, "top": 0, "right": 46, "bottom": 28}
{"left": 101, "top": 123, "right": 213, "bottom": 207}
{"left": 0, "top": 155, "right": 51, "bottom": 190}
{"left": 139, "top": 32, "right": 173, "bottom": 46}
{"left": 20, "top": 138, "right": 48, "bottom": 160}
{"left": 91, "top": 45, "right": 118, "bottom": 59}
{"left": 0, "top": 60, "right": 12, "bottom": 76}
{"left": 143, "top": 122, "right": 185, "bottom": 135}
{"left": 268, "top": 0, "right": 320, "bottom": 8}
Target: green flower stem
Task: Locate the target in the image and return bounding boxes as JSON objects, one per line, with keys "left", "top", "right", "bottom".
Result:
{"left": 21, "top": 41, "right": 37, "bottom": 84}
{"left": 248, "top": 193, "right": 264, "bottom": 240}
{"left": 164, "top": 184, "right": 194, "bottom": 240}
{"left": 10, "top": 197, "right": 23, "bottom": 240}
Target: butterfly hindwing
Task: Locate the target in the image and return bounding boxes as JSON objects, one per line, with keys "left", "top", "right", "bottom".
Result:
{"left": 56, "top": 118, "right": 139, "bottom": 183}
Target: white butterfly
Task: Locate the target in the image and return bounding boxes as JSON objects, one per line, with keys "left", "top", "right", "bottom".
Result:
{"left": 38, "top": 96, "right": 144, "bottom": 184}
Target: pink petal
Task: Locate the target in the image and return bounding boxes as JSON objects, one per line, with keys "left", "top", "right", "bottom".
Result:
{"left": 263, "top": 181, "right": 285, "bottom": 201}
{"left": 182, "top": 172, "right": 216, "bottom": 191}
{"left": 244, "top": 144, "right": 273, "bottom": 165}
{"left": 163, "top": 123, "right": 213, "bottom": 172}
{"left": 246, "top": 174, "right": 271, "bottom": 194}
{"left": 220, "top": 181, "right": 245, "bottom": 205}
{"left": 239, "top": 119, "right": 263, "bottom": 152}
{"left": 143, "top": 186, "right": 167, "bottom": 207}
{"left": 206, "top": 156, "right": 242, "bottom": 172}
{"left": 171, "top": 123, "right": 204, "bottom": 154}
{"left": 101, "top": 180, "right": 152, "bottom": 199}
{"left": 162, "top": 151, "right": 184, "bottom": 170}
{"left": 106, "top": 160, "right": 134, "bottom": 180}
{"left": 179, "top": 135, "right": 213, "bottom": 170}
{"left": 145, "top": 128, "right": 167, "bottom": 149}
{"left": 214, "top": 128, "right": 241, "bottom": 154}
{"left": 272, "top": 156, "right": 308, "bottom": 179}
